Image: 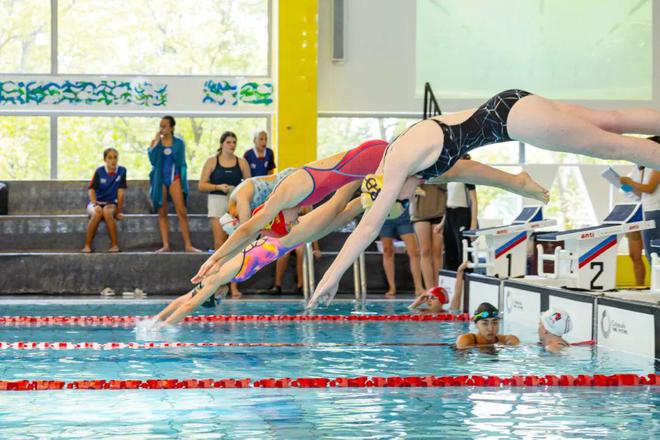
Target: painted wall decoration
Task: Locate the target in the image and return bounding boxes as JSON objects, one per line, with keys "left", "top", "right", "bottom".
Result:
{"left": 203, "top": 80, "right": 273, "bottom": 106}
{"left": 0, "top": 80, "right": 167, "bottom": 106}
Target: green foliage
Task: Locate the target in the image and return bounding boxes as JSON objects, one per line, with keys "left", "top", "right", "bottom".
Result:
{"left": 58, "top": 0, "right": 268, "bottom": 75}
{"left": 0, "top": 0, "right": 50, "bottom": 73}
{"left": 0, "top": 116, "right": 50, "bottom": 179}
{"left": 57, "top": 116, "right": 268, "bottom": 180}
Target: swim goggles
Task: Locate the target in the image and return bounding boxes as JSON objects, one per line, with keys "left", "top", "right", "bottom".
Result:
{"left": 473, "top": 310, "right": 501, "bottom": 322}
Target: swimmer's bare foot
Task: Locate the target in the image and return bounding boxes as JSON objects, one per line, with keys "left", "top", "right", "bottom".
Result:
{"left": 155, "top": 246, "right": 171, "bottom": 253}
{"left": 516, "top": 172, "right": 550, "bottom": 204}
{"left": 82, "top": 246, "right": 92, "bottom": 253}
{"left": 415, "top": 289, "right": 426, "bottom": 297}
{"left": 384, "top": 289, "right": 396, "bottom": 298}
{"left": 108, "top": 246, "right": 120, "bottom": 253}
{"left": 185, "top": 246, "right": 203, "bottom": 253}
{"left": 230, "top": 282, "right": 242, "bottom": 298}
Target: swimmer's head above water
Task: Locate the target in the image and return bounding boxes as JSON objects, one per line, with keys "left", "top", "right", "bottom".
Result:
{"left": 539, "top": 307, "right": 572, "bottom": 338}
{"left": 472, "top": 302, "right": 501, "bottom": 344}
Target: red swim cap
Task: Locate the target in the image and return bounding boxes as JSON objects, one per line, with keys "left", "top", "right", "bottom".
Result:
{"left": 252, "top": 205, "right": 289, "bottom": 237}
{"left": 427, "top": 287, "right": 448, "bottom": 304}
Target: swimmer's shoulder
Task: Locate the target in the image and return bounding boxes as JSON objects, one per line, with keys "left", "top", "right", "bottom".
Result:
{"left": 455, "top": 333, "right": 477, "bottom": 349}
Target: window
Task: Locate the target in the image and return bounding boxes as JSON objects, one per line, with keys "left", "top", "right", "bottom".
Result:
{"left": 57, "top": 116, "right": 268, "bottom": 180}
{"left": 524, "top": 143, "right": 631, "bottom": 165}
{"left": 317, "top": 117, "right": 416, "bottom": 158}
{"left": 469, "top": 141, "right": 519, "bottom": 165}
{"left": 58, "top": 0, "right": 269, "bottom": 75}
{"left": 0, "top": 0, "right": 51, "bottom": 73}
{"left": 0, "top": 117, "right": 50, "bottom": 179}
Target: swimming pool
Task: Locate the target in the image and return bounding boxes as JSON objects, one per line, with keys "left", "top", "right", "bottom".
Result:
{"left": 0, "top": 299, "right": 657, "bottom": 438}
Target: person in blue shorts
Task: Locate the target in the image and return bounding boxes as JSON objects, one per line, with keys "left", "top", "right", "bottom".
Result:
{"left": 82, "top": 148, "right": 127, "bottom": 253}
{"left": 243, "top": 130, "right": 276, "bottom": 177}
{"left": 378, "top": 205, "right": 425, "bottom": 297}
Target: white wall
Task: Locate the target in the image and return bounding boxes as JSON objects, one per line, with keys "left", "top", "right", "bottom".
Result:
{"left": 318, "top": 0, "right": 660, "bottom": 114}
{"left": 318, "top": 0, "right": 420, "bottom": 114}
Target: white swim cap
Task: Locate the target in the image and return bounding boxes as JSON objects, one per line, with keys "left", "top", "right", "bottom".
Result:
{"left": 220, "top": 213, "right": 239, "bottom": 235}
{"left": 541, "top": 307, "right": 573, "bottom": 336}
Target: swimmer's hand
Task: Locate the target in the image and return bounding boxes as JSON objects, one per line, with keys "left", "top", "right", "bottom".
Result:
{"left": 306, "top": 279, "right": 339, "bottom": 309}
{"left": 191, "top": 257, "right": 216, "bottom": 283}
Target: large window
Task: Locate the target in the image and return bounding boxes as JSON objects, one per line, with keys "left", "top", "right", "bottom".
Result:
{"left": 0, "top": 117, "right": 50, "bottom": 180}
{"left": 58, "top": 117, "right": 268, "bottom": 180}
{"left": 0, "top": 0, "right": 51, "bottom": 73}
{"left": 318, "top": 117, "right": 416, "bottom": 157}
{"left": 417, "top": 0, "right": 652, "bottom": 99}
{"left": 58, "top": 0, "right": 269, "bottom": 75}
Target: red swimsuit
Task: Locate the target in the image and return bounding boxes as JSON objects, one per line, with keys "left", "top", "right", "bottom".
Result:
{"left": 298, "top": 139, "right": 388, "bottom": 206}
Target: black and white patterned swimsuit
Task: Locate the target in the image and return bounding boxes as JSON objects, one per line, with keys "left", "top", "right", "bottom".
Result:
{"left": 417, "top": 89, "right": 531, "bottom": 180}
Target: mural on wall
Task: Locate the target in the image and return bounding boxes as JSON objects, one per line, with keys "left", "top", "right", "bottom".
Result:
{"left": 203, "top": 80, "right": 273, "bottom": 106}
{"left": 0, "top": 80, "right": 167, "bottom": 106}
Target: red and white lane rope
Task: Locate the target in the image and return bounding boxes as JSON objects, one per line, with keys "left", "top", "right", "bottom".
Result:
{"left": 0, "top": 313, "right": 470, "bottom": 326}
{"left": 0, "top": 373, "right": 656, "bottom": 391}
{"left": 0, "top": 341, "right": 456, "bottom": 350}
{"left": 0, "top": 340, "right": 596, "bottom": 351}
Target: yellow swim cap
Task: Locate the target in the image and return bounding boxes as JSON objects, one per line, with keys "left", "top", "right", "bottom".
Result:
{"left": 360, "top": 174, "right": 407, "bottom": 220}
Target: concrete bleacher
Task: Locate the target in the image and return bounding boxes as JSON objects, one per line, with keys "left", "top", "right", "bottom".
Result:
{"left": 0, "top": 180, "right": 415, "bottom": 295}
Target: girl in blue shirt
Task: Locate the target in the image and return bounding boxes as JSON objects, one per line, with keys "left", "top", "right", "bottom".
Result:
{"left": 82, "top": 148, "right": 127, "bottom": 253}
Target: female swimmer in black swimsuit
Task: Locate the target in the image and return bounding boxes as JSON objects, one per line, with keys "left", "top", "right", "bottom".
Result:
{"left": 309, "top": 89, "right": 660, "bottom": 307}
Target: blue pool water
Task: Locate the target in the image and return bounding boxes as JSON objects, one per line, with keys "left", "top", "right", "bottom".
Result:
{"left": 0, "top": 299, "right": 658, "bottom": 438}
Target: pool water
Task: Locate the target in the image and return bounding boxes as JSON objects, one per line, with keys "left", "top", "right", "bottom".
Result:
{"left": 0, "top": 299, "right": 657, "bottom": 439}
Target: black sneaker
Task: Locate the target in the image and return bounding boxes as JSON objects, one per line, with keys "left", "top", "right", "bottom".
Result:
{"left": 257, "top": 285, "right": 282, "bottom": 295}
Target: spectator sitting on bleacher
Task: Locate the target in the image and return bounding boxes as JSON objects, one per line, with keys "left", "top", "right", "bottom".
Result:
{"left": 82, "top": 148, "right": 126, "bottom": 253}
{"left": 539, "top": 307, "right": 572, "bottom": 353}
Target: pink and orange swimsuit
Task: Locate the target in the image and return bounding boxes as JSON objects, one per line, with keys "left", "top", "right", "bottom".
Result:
{"left": 232, "top": 237, "right": 300, "bottom": 283}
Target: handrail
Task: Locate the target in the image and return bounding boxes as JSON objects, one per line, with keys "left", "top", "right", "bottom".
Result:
{"left": 423, "top": 82, "right": 442, "bottom": 119}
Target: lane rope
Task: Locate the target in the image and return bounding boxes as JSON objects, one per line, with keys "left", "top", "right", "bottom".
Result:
{"left": 0, "top": 341, "right": 456, "bottom": 350}
{"left": 0, "top": 340, "right": 596, "bottom": 351}
{"left": 0, "top": 374, "right": 656, "bottom": 391}
{"left": 0, "top": 313, "right": 470, "bottom": 326}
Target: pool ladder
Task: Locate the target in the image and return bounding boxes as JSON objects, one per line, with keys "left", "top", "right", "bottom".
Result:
{"left": 302, "top": 243, "right": 370, "bottom": 313}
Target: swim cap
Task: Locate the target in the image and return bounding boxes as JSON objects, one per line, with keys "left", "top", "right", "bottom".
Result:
{"left": 426, "top": 287, "right": 448, "bottom": 304}
{"left": 360, "top": 174, "right": 407, "bottom": 219}
{"left": 473, "top": 302, "right": 500, "bottom": 322}
{"left": 220, "top": 213, "right": 239, "bottom": 235}
{"left": 541, "top": 307, "right": 572, "bottom": 336}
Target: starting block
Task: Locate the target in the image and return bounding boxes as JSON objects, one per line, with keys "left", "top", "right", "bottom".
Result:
{"left": 650, "top": 240, "right": 660, "bottom": 293}
{"left": 536, "top": 203, "right": 655, "bottom": 291}
{"left": 462, "top": 206, "right": 556, "bottom": 278}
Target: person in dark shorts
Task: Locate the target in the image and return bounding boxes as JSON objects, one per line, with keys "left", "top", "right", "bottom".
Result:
{"left": 411, "top": 183, "right": 447, "bottom": 289}
{"left": 82, "top": 148, "right": 127, "bottom": 253}
{"left": 378, "top": 206, "right": 425, "bottom": 297}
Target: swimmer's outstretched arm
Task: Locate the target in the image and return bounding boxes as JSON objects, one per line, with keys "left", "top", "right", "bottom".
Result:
{"left": 192, "top": 187, "right": 303, "bottom": 283}
{"left": 309, "top": 159, "right": 413, "bottom": 307}
{"left": 158, "top": 257, "right": 242, "bottom": 326}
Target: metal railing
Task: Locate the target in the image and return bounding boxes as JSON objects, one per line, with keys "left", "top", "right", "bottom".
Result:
{"left": 302, "top": 244, "right": 369, "bottom": 312}
{"left": 423, "top": 82, "right": 442, "bottom": 119}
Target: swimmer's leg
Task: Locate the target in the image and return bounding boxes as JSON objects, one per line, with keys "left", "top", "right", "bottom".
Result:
{"left": 508, "top": 95, "right": 660, "bottom": 169}
{"left": 552, "top": 100, "right": 660, "bottom": 135}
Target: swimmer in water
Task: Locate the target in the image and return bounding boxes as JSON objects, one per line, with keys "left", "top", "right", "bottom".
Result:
{"left": 456, "top": 302, "right": 520, "bottom": 349}
{"left": 539, "top": 307, "right": 572, "bottom": 353}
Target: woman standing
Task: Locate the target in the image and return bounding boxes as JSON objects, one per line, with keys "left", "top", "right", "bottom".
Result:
{"left": 148, "top": 116, "right": 200, "bottom": 253}
{"left": 411, "top": 183, "right": 447, "bottom": 290}
{"left": 199, "top": 131, "right": 251, "bottom": 297}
